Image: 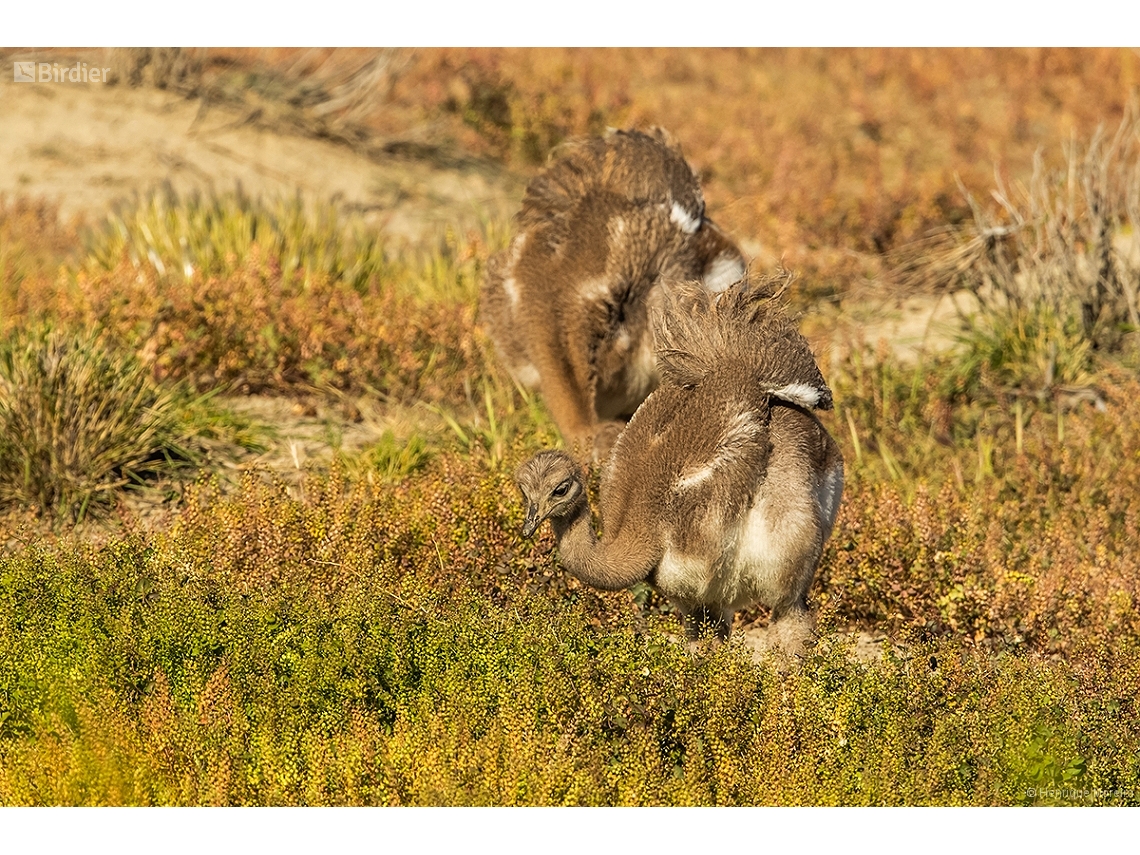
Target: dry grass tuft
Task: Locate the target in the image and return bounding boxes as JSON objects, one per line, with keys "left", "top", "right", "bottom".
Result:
{"left": 0, "top": 326, "right": 256, "bottom": 522}
{"left": 899, "top": 107, "right": 1140, "bottom": 355}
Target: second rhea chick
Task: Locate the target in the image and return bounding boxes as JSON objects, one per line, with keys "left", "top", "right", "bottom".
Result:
{"left": 515, "top": 276, "right": 843, "bottom": 658}
{"left": 481, "top": 127, "right": 745, "bottom": 462}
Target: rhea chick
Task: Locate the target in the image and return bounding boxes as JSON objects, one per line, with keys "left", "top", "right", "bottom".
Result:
{"left": 515, "top": 275, "right": 843, "bottom": 657}
{"left": 481, "top": 127, "right": 745, "bottom": 462}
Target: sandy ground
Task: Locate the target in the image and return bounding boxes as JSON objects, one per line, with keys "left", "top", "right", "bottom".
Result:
{"left": 0, "top": 71, "right": 524, "bottom": 246}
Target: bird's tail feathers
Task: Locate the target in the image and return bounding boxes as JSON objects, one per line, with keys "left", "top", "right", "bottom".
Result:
{"left": 653, "top": 270, "right": 833, "bottom": 409}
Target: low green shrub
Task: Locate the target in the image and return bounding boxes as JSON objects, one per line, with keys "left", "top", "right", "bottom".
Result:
{"left": 1, "top": 462, "right": 1138, "bottom": 805}
{"left": 338, "top": 430, "right": 434, "bottom": 484}
{"left": 820, "top": 351, "right": 1140, "bottom": 654}
{"left": 2, "top": 425, "right": 1139, "bottom": 806}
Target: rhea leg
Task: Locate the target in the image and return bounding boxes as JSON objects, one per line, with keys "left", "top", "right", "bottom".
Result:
{"left": 769, "top": 546, "right": 823, "bottom": 660}
{"left": 769, "top": 601, "right": 816, "bottom": 660}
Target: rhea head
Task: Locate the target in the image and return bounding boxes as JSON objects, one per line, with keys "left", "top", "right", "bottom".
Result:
{"left": 515, "top": 450, "right": 587, "bottom": 537}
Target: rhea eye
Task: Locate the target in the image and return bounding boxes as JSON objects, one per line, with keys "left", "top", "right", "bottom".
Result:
{"left": 551, "top": 481, "right": 571, "bottom": 498}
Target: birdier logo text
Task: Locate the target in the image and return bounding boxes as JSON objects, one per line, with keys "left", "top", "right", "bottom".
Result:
{"left": 14, "top": 61, "right": 110, "bottom": 83}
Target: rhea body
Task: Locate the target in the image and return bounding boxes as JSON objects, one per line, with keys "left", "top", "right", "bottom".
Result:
{"left": 482, "top": 127, "right": 745, "bottom": 460}
{"left": 515, "top": 279, "right": 843, "bottom": 655}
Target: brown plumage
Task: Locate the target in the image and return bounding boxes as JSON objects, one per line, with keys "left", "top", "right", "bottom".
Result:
{"left": 515, "top": 276, "right": 843, "bottom": 657}
{"left": 481, "top": 127, "right": 746, "bottom": 461}
{"left": 654, "top": 273, "right": 833, "bottom": 409}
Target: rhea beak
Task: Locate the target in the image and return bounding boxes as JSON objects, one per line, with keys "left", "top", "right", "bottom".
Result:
{"left": 521, "top": 504, "right": 541, "bottom": 538}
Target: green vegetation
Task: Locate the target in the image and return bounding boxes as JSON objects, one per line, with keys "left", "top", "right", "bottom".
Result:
{"left": 1, "top": 462, "right": 1137, "bottom": 805}
{"left": 85, "top": 190, "right": 393, "bottom": 292}
{"left": 903, "top": 109, "right": 1140, "bottom": 395}
{"left": 85, "top": 47, "right": 1138, "bottom": 290}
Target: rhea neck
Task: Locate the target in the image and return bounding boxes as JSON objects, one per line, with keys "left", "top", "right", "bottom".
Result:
{"left": 547, "top": 491, "right": 645, "bottom": 592}
{"left": 550, "top": 490, "right": 595, "bottom": 546}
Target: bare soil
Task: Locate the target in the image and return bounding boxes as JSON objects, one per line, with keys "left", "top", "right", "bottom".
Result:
{"left": 0, "top": 71, "right": 525, "bottom": 246}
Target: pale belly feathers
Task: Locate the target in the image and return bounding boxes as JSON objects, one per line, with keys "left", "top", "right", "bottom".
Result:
{"left": 655, "top": 461, "right": 837, "bottom": 613}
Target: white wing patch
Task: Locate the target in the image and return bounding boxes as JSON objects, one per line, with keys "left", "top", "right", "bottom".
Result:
{"left": 670, "top": 201, "right": 701, "bottom": 235}
{"left": 502, "top": 275, "right": 520, "bottom": 307}
{"left": 675, "top": 463, "right": 717, "bottom": 491}
{"left": 608, "top": 215, "right": 627, "bottom": 243}
{"left": 578, "top": 276, "right": 615, "bottom": 304}
{"left": 769, "top": 383, "right": 823, "bottom": 408}
{"left": 701, "top": 250, "right": 746, "bottom": 293}
{"left": 673, "top": 410, "right": 759, "bottom": 492}
{"left": 514, "top": 364, "right": 541, "bottom": 388}
{"left": 501, "top": 232, "right": 528, "bottom": 308}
